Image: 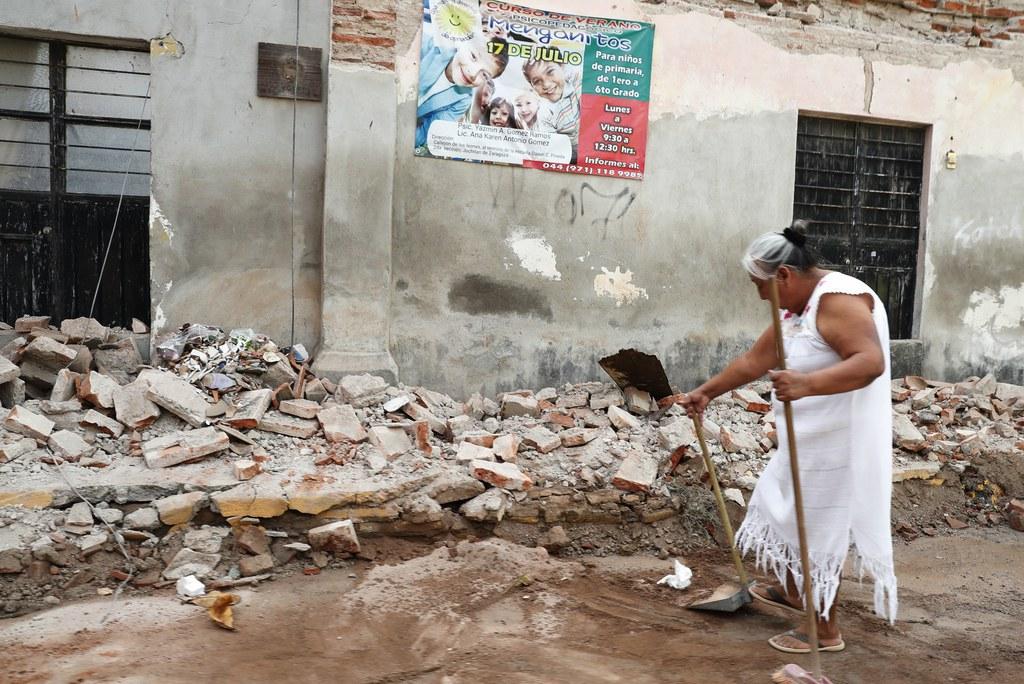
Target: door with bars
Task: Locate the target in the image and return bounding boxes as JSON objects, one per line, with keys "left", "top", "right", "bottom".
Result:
{"left": 793, "top": 116, "right": 925, "bottom": 340}
{"left": 0, "top": 36, "right": 151, "bottom": 327}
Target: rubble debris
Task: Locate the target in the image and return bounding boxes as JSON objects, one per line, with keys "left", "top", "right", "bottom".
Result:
{"left": 521, "top": 426, "right": 561, "bottom": 453}
{"left": 492, "top": 434, "right": 520, "bottom": 462}
{"left": 163, "top": 548, "right": 222, "bottom": 580}
{"left": 143, "top": 427, "right": 230, "bottom": 469}
{"left": 460, "top": 488, "right": 509, "bottom": 522}
{"left": 113, "top": 379, "right": 161, "bottom": 429}
{"left": 155, "top": 492, "right": 208, "bottom": 525}
{"left": 4, "top": 405, "right": 55, "bottom": 442}
{"left": 60, "top": 318, "right": 110, "bottom": 346}
{"left": 145, "top": 372, "right": 209, "bottom": 427}
{"left": 318, "top": 404, "right": 367, "bottom": 443}
{"left": 732, "top": 388, "right": 770, "bottom": 413}
{"left": 470, "top": 459, "right": 533, "bottom": 491}
{"left": 368, "top": 425, "right": 412, "bottom": 459}
{"left": 0, "top": 436, "right": 36, "bottom": 462}
{"left": 279, "top": 398, "right": 320, "bottom": 420}
{"left": 15, "top": 315, "right": 50, "bottom": 333}
{"left": 77, "top": 371, "right": 120, "bottom": 409}
{"left": 47, "top": 430, "right": 95, "bottom": 462}
{"left": 456, "top": 441, "right": 495, "bottom": 463}
{"left": 612, "top": 451, "right": 659, "bottom": 493}
{"left": 607, "top": 405, "right": 640, "bottom": 430}
{"left": 258, "top": 411, "right": 318, "bottom": 439}
{"left": 501, "top": 393, "right": 540, "bottom": 418}
{"left": 336, "top": 374, "right": 388, "bottom": 408}
{"left": 307, "top": 519, "right": 360, "bottom": 555}
{"left": 80, "top": 409, "right": 125, "bottom": 438}
{"left": 233, "top": 459, "right": 262, "bottom": 481}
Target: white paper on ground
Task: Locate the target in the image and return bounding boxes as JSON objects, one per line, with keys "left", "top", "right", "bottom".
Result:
{"left": 656, "top": 559, "right": 693, "bottom": 590}
{"left": 176, "top": 574, "right": 206, "bottom": 598}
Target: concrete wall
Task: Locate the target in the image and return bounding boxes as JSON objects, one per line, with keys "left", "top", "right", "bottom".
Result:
{"left": 0, "top": 0, "right": 332, "bottom": 348}
{"left": 373, "top": 1, "right": 1024, "bottom": 396}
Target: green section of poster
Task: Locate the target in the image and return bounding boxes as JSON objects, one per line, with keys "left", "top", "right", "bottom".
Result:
{"left": 581, "top": 27, "right": 654, "bottom": 100}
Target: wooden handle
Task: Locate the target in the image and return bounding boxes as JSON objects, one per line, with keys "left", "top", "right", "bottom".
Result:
{"left": 692, "top": 414, "right": 749, "bottom": 586}
{"left": 768, "top": 277, "right": 824, "bottom": 680}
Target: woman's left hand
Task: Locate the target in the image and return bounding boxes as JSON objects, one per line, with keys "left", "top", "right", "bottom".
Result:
{"left": 769, "top": 370, "right": 812, "bottom": 402}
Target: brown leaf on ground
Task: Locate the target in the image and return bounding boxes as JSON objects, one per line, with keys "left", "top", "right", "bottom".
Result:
{"left": 192, "top": 591, "right": 241, "bottom": 631}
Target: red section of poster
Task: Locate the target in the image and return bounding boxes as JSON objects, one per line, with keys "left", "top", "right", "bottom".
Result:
{"left": 523, "top": 96, "right": 649, "bottom": 179}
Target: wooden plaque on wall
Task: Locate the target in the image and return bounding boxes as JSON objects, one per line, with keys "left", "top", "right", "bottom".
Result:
{"left": 257, "top": 42, "right": 323, "bottom": 101}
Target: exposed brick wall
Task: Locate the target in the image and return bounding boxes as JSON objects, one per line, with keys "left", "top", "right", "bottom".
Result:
{"left": 331, "top": 0, "right": 398, "bottom": 70}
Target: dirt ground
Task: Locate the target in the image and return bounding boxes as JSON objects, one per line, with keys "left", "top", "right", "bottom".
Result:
{"left": 2, "top": 526, "right": 1022, "bottom": 684}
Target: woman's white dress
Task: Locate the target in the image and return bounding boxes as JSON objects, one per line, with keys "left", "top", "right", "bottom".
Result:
{"left": 736, "top": 271, "right": 897, "bottom": 622}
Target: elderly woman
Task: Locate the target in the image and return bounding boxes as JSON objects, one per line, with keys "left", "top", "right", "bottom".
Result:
{"left": 676, "top": 222, "right": 897, "bottom": 653}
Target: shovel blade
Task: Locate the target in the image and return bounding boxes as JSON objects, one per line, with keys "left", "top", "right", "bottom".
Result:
{"left": 687, "top": 580, "right": 752, "bottom": 613}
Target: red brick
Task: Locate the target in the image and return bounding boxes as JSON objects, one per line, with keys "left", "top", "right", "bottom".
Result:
{"left": 332, "top": 6, "right": 362, "bottom": 16}
{"left": 917, "top": 0, "right": 937, "bottom": 8}
{"left": 964, "top": 4, "right": 983, "bottom": 15}
{"left": 943, "top": 1, "right": 965, "bottom": 12}
{"left": 932, "top": 22, "right": 950, "bottom": 31}
{"left": 991, "top": 31, "right": 1012, "bottom": 38}
{"left": 364, "top": 9, "right": 396, "bottom": 21}
{"left": 724, "top": 9, "right": 737, "bottom": 19}
{"left": 985, "top": 7, "right": 1024, "bottom": 18}
{"left": 979, "top": 38, "right": 994, "bottom": 46}
{"left": 332, "top": 33, "right": 396, "bottom": 48}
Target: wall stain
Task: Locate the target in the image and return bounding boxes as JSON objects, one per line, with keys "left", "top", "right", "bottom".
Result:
{"left": 448, "top": 274, "right": 553, "bottom": 321}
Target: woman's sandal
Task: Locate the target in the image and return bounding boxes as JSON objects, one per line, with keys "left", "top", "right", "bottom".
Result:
{"left": 750, "top": 582, "right": 805, "bottom": 615}
{"left": 768, "top": 630, "right": 846, "bottom": 654}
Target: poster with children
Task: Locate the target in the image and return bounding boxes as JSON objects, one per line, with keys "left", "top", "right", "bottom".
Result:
{"left": 415, "top": 0, "right": 655, "bottom": 180}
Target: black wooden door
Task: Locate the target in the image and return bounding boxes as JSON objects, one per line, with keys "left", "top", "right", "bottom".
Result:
{"left": 793, "top": 116, "right": 925, "bottom": 339}
{"left": 0, "top": 37, "right": 150, "bottom": 327}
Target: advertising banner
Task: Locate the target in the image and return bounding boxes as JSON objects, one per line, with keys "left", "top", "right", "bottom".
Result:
{"left": 415, "top": 0, "right": 655, "bottom": 180}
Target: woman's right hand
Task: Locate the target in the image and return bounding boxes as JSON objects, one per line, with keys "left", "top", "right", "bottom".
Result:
{"left": 680, "top": 389, "right": 711, "bottom": 417}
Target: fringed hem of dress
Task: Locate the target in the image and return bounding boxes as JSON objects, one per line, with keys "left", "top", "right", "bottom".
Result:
{"left": 736, "top": 508, "right": 898, "bottom": 624}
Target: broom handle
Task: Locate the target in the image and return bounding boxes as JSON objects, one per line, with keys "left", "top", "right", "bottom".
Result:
{"left": 768, "top": 278, "right": 823, "bottom": 680}
{"left": 692, "top": 414, "right": 750, "bottom": 586}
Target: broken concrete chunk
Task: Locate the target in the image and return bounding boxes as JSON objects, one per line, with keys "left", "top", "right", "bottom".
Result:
{"left": 154, "top": 491, "right": 208, "bottom": 525}
{"left": 732, "top": 388, "right": 771, "bottom": 413}
{"left": 162, "top": 548, "right": 221, "bottom": 580}
{"left": 560, "top": 427, "right": 603, "bottom": 447}
{"left": 424, "top": 471, "right": 485, "bottom": 505}
{"left": 470, "top": 459, "right": 533, "bottom": 491}
{"left": 239, "top": 553, "right": 275, "bottom": 576}
{"left": 589, "top": 387, "right": 624, "bottom": 410}
{"left": 211, "top": 481, "right": 288, "bottom": 519}
{"left": 0, "top": 355, "right": 17, "bottom": 384}
{"left": 460, "top": 488, "right": 509, "bottom": 522}
{"left": 303, "top": 378, "right": 328, "bottom": 403}
{"left": 607, "top": 405, "right": 640, "bottom": 430}
{"left": 658, "top": 418, "right": 697, "bottom": 451}
{"left": 720, "top": 426, "right": 761, "bottom": 454}
{"left": 0, "top": 377, "right": 26, "bottom": 408}
{"left": 318, "top": 404, "right": 367, "bottom": 443}
{"left": 113, "top": 379, "right": 161, "bottom": 430}
{"left": 492, "top": 434, "right": 521, "bottom": 462}
{"left": 145, "top": 372, "right": 209, "bottom": 427}
{"left": 64, "top": 501, "right": 94, "bottom": 533}
{"left": 18, "top": 360, "right": 58, "bottom": 388}
{"left": 77, "top": 371, "right": 119, "bottom": 410}
{"left": 222, "top": 389, "right": 273, "bottom": 430}
{"left": 611, "top": 451, "right": 658, "bottom": 493}
{"left": 50, "top": 369, "right": 79, "bottom": 402}
{"left": 456, "top": 441, "right": 495, "bottom": 463}
{"left": 258, "top": 411, "right": 319, "bottom": 439}
{"left": 78, "top": 531, "right": 110, "bottom": 555}
{"left": 3, "top": 405, "right": 55, "bottom": 442}
{"left": 23, "top": 336, "right": 77, "bottom": 368}
{"left": 892, "top": 461, "right": 941, "bottom": 482}
{"left": 261, "top": 359, "right": 298, "bottom": 390}
{"left": 39, "top": 399, "right": 83, "bottom": 414}
{"left": 123, "top": 507, "right": 161, "bottom": 531}
{"left": 521, "top": 426, "right": 561, "bottom": 453}
{"left": 624, "top": 387, "right": 654, "bottom": 415}
{"left": 463, "top": 392, "right": 486, "bottom": 419}
{"left": 367, "top": 425, "right": 413, "bottom": 459}
{"left": 143, "top": 427, "right": 230, "bottom": 468}
{"left": 500, "top": 393, "right": 540, "bottom": 418}
{"left": 336, "top": 374, "right": 388, "bottom": 408}
{"left": 14, "top": 315, "right": 50, "bottom": 333}
{"left": 67, "top": 345, "right": 92, "bottom": 374}
{"left": 457, "top": 431, "right": 497, "bottom": 448}
{"left": 0, "top": 436, "right": 36, "bottom": 462}
{"left": 47, "top": 429, "right": 96, "bottom": 462}
{"left": 233, "top": 459, "right": 261, "bottom": 481}
{"left": 60, "top": 317, "right": 110, "bottom": 346}
{"left": 402, "top": 401, "right": 446, "bottom": 434}
{"left": 556, "top": 391, "right": 589, "bottom": 409}
{"left": 80, "top": 409, "right": 125, "bottom": 438}
{"left": 893, "top": 414, "right": 926, "bottom": 452}
{"left": 278, "top": 398, "right": 320, "bottom": 420}
{"left": 307, "top": 519, "right": 360, "bottom": 555}
{"left": 447, "top": 414, "right": 474, "bottom": 439}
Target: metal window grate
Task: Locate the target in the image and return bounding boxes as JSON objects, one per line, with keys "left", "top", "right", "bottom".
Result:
{"left": 793, "top": 116, "right": 925, "bottom": 339}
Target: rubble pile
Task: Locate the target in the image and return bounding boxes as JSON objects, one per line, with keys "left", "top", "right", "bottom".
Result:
{"left": 2, "top": 316, "right": 1023, "bottom": 615}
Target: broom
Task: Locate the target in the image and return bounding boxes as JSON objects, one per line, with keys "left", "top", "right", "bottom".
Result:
{"left": 766, "top": 277, "right": 834, "bottom": 684}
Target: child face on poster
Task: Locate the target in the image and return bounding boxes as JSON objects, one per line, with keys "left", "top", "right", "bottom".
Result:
{"left": 523, "top": 60, "right": 567, "bottom": 103}
{"left": 446, "top": 36, "right": 504, "bottom": 88}
{"left": 488, "top": 98, "right": 515, "bottom": 128}
{"left": 514, "top": 91, "right": 539, "bottom": 127}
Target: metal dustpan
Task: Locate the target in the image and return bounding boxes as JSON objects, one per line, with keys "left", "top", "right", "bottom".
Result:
{"left": 598, "top": 348, "right": 674, "bottom": 400}
{"left": 688, "top": 579, "right": 753, "bottom": 612}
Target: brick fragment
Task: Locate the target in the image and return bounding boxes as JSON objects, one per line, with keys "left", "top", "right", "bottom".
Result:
{"left": 47, "top": 429, "right": 95, "bottom": 462}
{"left": 732, "top": 388, "right": 771, "bottom": 413}
{"left": 607, "top": 405, "right": 640, "bottom": 430}
{"left": 3, "top": 405, "right": 54, "bottom": 442}
{"left": 224, "top": 389, "right": 273, "bottom": 429}
{"left": 521, "top": 426, "right": 561, "bottom": 453}
{"left": 0, "top": 355, "right": 17, "bottom": 384}
{"left": 50, "top": 369, "right": 80, "bottom": 401}
{"left": 492, "top": 434, "right": 521, "bottom": 462}
{"left": 317, "top": 404, "right": 367, "bottom": 443}
{"left": 501, "top": 393, "right": 540, "bottom": 418}
{"left": 14, "top": 315, "right": 49, "bottom": 333}
{"left": 367, "top": 425, "right": 413, "bottom": 459}
{"left": 154, "top": 491, "right": 208, "bottom": 525}
{"left": 143, "top": 427, "right": 229, "bottom": 468}
{"left": 113, "top": 379, "right": 161, "bottom": 429}
{"left": 80, "top": 409, "right": 125, "bottom": 438}
{"left": 307, "top": 519, "right": 360, "bottom": 555}
{"left": 470, "top": 459, "right": 533, "bottom": 491}
{"left": 145, "top": 371, "right": 209, "bottom": 426}
{"left": 258, "top": 411, "right": 319, "bottom": 438}
{"left": 560, "top": 427, "right": 602, "bottom": 447}
{"left": 611, "top": 451, "right": 658, "bottom": 493}
{"left": 77, "top": 371, "right": 120, "bottom": 410}
{"left": 60, "top": 317, "right": 110, "bottom": 345}
{"left": 336, "top": 374, "right": 388, "bottom": 407}
{"left": 233, "top": 459, "right": 262, "bottom": 481}
{"left": 239, "top": 553, "right": 275, "bottom": 577}
{"left": 280, "top": 398, "right": 321, "bottom": 419}
{"left": 0, "top": 436, "right": 36, "bottom": 462}
{"left": 456, "top": 441, "right": 495, "bottom": 463}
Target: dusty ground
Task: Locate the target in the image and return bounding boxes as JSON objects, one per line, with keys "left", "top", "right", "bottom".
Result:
{"left": 2, "top": 527, "right": 1022, "bottom": 684}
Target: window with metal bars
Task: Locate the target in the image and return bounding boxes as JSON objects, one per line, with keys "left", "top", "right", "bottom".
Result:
{"left": 0, "top": 36, "right": 151, "bottom": 326}
{"left": 793, "top": 115, "right": 925, "bottom": 339}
